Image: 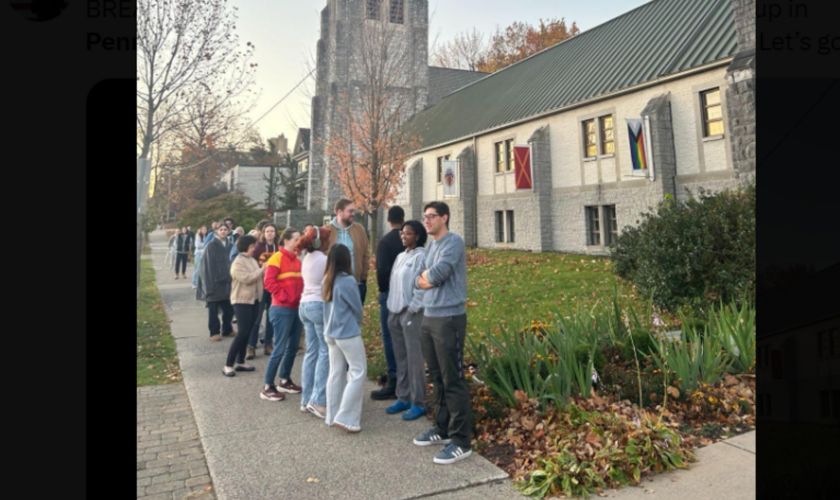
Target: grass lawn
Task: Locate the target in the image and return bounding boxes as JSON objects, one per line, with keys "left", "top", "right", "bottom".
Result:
{"left": 361, "top": 248, "right": 652, "bottom": 380}
{"left": 137, "top": 258, "right": 181, "bottom": 386}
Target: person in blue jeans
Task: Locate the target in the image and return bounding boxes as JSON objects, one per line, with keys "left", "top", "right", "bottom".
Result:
{"left": 371, "top": 206, "right": 406, "bottom": 400}
{"left": 296, "top": 226, "right": 332, "bottom": 418}
{"left": 260, "top": 228, "right": 305, "bottom": 401}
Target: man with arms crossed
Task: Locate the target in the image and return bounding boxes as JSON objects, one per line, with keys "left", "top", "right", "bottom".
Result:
{"left": 413, "top": 201, "right": 471, "bottom": 465}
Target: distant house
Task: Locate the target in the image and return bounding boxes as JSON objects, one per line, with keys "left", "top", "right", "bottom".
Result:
{"left": 220, "top": 163, "right": 294, "bottom": 211}
{"left": 292, "top": 128, "right": 311, "bottom": 211}
{"left": 757, "top": 263, "right": 840, "bottom": 423}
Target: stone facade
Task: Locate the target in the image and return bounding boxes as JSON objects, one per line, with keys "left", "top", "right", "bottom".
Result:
{"left": 724, "top": 0, "right": 756, "bottom": 179}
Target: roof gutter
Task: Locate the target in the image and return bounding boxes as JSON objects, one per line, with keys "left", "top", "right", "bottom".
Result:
{"left": 411, "top": 58, "right": 733, "bottom": 155}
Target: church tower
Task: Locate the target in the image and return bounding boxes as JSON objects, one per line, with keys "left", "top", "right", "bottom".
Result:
{"left": 307, "top": 0, "right": 430, "bottom": 217}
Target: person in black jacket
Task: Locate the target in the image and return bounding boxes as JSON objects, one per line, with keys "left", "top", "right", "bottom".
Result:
{"left": 371, "top": 206, "right": 407, "bottom": 400}
{"left": 174, "top": 227, "right": 192, "bottom": 279}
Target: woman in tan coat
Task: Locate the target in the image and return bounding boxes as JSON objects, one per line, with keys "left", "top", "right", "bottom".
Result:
{"left": 223, "top": 234, "right": 265, "bottom": 377}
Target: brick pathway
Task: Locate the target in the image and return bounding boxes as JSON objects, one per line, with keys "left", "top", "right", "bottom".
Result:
{"left": 137, "top": 384, "right": 216, "bottom": 500}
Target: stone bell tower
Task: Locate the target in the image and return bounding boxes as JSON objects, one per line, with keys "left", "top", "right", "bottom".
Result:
{"left": 306, "top": 0, "right": 430, "bottom": 220}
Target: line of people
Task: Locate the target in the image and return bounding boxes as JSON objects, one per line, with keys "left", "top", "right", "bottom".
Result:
{"left": 193, "top": 199, "right": 473, "bottom": 465}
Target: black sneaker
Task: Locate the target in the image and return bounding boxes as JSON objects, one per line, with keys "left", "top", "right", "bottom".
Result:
{"left": 413, "top": 429, "right": 451, "bottom": 447}
{"left": 433, "top": 444, "right": 472, "bottom": 465}
{"left": 370, "top": 374, "right": 397, "bottom": 400}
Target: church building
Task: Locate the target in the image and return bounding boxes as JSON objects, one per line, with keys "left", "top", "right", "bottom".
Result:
{"left": 298, "top": 0, "right": 755, "bottom": 255}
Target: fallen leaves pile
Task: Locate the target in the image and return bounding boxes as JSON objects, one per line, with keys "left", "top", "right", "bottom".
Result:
{"left": 469, "top": 372, "right": 755, "bottom": 498}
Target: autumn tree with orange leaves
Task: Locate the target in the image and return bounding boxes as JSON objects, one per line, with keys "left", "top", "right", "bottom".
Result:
{"left": 324, "top": 21, "right": 422, "bottom": 252}
{"left": 431, "top": 18, "right": 580, "bottom": 73}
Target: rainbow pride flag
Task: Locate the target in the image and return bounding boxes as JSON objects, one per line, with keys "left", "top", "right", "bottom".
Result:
{"left": 626, "top": 118, "right": 648, "bottom": 171}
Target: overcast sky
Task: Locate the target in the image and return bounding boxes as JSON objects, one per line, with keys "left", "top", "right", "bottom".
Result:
{"left": 236, "top": 0, "right": 650, "bottom": 145}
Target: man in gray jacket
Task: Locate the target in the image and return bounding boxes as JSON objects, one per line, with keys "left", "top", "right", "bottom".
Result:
{"left": 413, "top": 201, "right": 472, "bottom": 465}
{"left": 196, "top": 223, "right": 235, "bottom": 341}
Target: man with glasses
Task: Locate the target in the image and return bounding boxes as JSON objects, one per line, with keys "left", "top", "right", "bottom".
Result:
{"left": 370, "top": 206, "right": 407, "bottom": 400}
{"left": 324, "top": 199, "right": 371, "bottom": 304}
{"left": 412, "top": 201, "right": 472, "bottom": 465}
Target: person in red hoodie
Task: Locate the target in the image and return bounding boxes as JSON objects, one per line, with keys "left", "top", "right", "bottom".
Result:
{"left": 260, "top": 227, "right": 305, "bottom": 402}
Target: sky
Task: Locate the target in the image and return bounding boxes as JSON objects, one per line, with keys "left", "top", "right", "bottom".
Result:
{"left": 236, "top": 0, "right": 651, "bottom": 146}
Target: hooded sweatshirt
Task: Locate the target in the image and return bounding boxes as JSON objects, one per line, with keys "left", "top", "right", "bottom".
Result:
{"left": 263, "top": 248, "right": 304, "bottom": 308}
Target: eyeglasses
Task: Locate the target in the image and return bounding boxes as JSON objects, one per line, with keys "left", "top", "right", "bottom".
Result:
{"left": 423, "top": 214, "right": 440, "bottom": 221}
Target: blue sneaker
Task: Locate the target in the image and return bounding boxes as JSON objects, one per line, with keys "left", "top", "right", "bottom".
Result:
{"left": 413, "top": 429, "right": 451, "bottom": 447}
{"left": 386, "top": 399, "right": 411, "bottom": 414}
{"left": 433, "top": 443, "right": 472, "bottom": 465}
{"left": 402, "top": 405, "right": 427, "bottom": 421}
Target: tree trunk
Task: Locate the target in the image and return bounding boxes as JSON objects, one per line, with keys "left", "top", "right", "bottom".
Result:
{"left": 369, "top": 210, "right": 379, "bottom": 256}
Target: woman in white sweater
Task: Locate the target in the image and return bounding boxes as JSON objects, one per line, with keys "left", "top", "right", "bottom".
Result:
{"left": 296, "top": 226, "right": 332, "bottom": 418}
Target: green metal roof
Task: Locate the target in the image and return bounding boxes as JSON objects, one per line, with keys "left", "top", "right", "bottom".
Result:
{"left": 406, "top": 0, "right": 737, "bottom": 150}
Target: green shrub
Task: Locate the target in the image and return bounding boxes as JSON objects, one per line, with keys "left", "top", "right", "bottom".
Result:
{"left": 709, "top": 299, "right": 756, "bottom": 374}
{"left": 575, "top": 344, "right": 607, "bottom": 372}
{"left": 610, "top": 185, "right": 755, "bottom": 311}
{"left": 621, "top": 329, "right": 657, "bottom": 362}
{"left": 652, "top": 329, "right": 732, "bottom": 394}
{"left": 680, "top": 317, "right": 709, "bottom": 342}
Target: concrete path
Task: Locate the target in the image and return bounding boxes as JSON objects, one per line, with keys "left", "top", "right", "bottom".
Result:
{"left": 144, "top": 229, "right": 755, "bottom": 500}
{"left": 603, "top": 431, "right": 755, "bottom": 499}
{"left": 146, "top": 230, "right": 515, "bottom": 500}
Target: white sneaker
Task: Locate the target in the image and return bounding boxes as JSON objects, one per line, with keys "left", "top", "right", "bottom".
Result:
{"left": 306, "top": 403, "right": 327, "bottom": 419}
{"left": 300, "top": 405, "right": 308, "bottom": 413}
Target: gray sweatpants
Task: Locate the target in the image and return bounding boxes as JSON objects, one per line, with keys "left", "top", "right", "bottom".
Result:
{"left": 420, "top": 314, "right": 471, "bottom": 449}
{"left": 387, "top": 309, "right": 427, "bottom": 408}
{"left": 325, "top": 335, "right": 367, "bottom": 429}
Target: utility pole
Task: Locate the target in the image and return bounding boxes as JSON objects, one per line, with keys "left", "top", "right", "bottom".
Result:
{"left": 137, "top": 157, "right": 152, "bottom": 299}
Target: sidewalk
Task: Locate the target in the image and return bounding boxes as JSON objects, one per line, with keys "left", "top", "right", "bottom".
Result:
{"left": 145, "top": 229, "right": 755, "bottom": 500}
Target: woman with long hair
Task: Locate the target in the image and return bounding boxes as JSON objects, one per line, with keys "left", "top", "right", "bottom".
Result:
{"left": 191, "top": 226, "right": 208, "bottom": 289}
{"left": 248, "top": 221, "right": 280, "bottom": 359}
{"left": 323, "top": 244, "right": 366, "bottom": 432}
{"left": 296, "top": 226, "right": 332, "bottom": 418}
{"left": 222, "top": 235, "right": 264, "bottom": 376}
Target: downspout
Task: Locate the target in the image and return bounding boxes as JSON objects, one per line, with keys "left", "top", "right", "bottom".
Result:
{"left": 473, "top": 135, "right": 478, "bottom": 248}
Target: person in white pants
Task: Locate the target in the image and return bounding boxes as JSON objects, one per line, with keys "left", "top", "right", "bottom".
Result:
{"left": 165, "top": 231, "right": 178, "bottom": 269}
{"left": 322, "top": 244, "right": 366, "bottom": 433}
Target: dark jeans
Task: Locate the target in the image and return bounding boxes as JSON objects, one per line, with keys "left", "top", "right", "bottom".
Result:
{"left": 378, "top": 292, "right": 397, "bottom": 376}
{"left": 227, "top": 302, "right": 259, "bottom": 366}
{"left": 248, "top": 289, "right": 274, "bottom": 348}
{"left": 208, "top": 300, "right": 234, "bottom": 337}
{"left": 175, "top": 253, "right": 189, "bottom": 274}
{"left": 358, "top": 282, "right": 367, "bottom": 305}
{"left": 420, "top": 314, "right": 471, "bottom": 449}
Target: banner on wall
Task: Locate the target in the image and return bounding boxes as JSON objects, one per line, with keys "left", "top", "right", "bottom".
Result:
{"left": 513, "top": 144, "right": 533, "bottom": 190}
{"left": 626, "top": 118, "right": 648, "bottom": 173}
{"left": 443, "top": 160, "right": 458, "bottom": 198}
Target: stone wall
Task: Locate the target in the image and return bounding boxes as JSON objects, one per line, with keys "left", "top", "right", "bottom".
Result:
{"left": 725, "top": 0, "right": 756, "bottom": 177}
